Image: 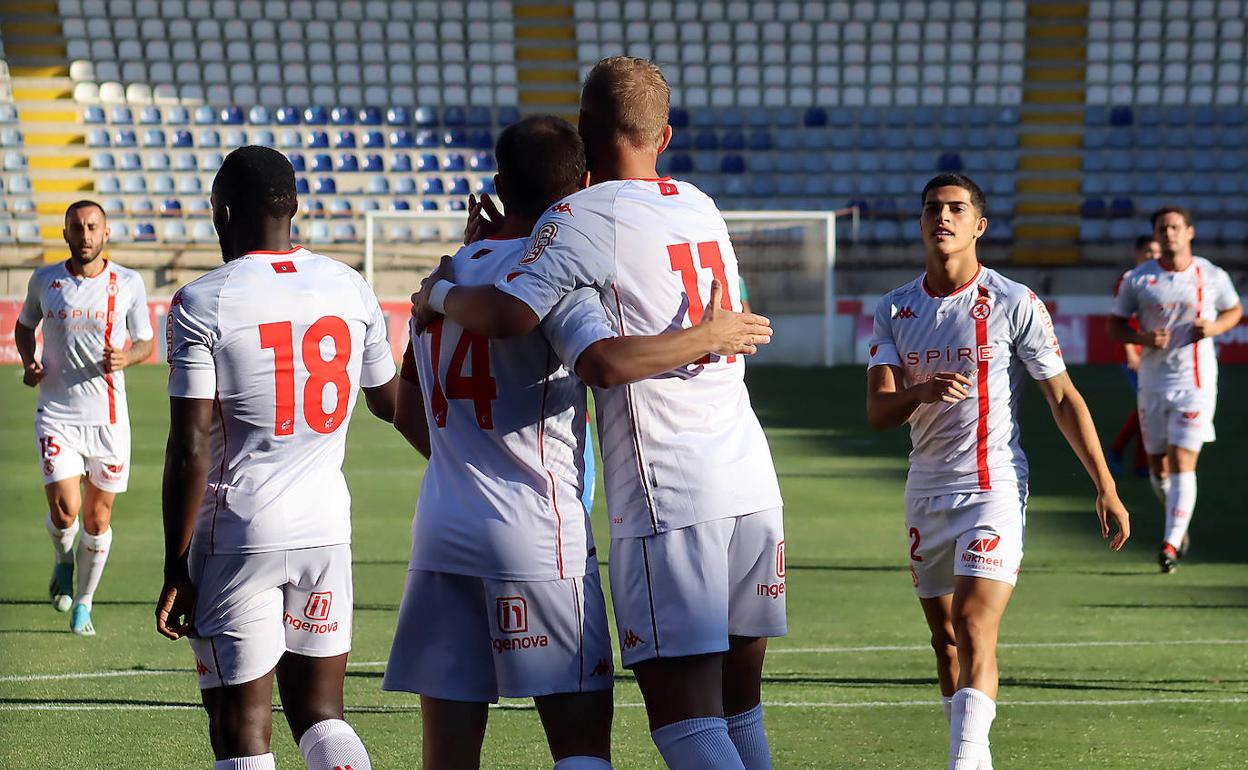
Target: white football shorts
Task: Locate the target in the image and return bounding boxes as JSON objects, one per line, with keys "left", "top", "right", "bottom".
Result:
{"left": 1137, "top": 388, "right": 1217, "bottom": 455}
{"left": 609, "top": 506, "right": 787, "bottom": 669}
{"left": 381, "top": 556, "right": 614, "bottom": 702}
{"left": 34, "top": 412, "right": 130, "bottom": 493}
{"left": 906, "top": 486, "right": 1026, "bottom": 599}
{"left": 188, "top": 544, "right": 353, "bottom": 689}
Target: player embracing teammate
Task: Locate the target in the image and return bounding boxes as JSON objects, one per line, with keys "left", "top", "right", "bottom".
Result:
{"left": 1109, "top": 206, "right": 1242, "bottom": 573}
{"left": 411, "top": 57, "right": 787, "bottom": 769}
{"left": 867, "top": 174, "right": 1130, "bottom": 769}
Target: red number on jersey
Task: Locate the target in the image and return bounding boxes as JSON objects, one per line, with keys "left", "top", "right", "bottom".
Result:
{"left": 39, "top": 436, "right": 62, "bottom": 458}
{"left": 427, "top": 318, "right": 497, "bottom": 429}
{"left": 258, "top": 316, "right": 353, "bottom": 436}
{"left": 667, "top": 241, "right": 737, "bottom": 364}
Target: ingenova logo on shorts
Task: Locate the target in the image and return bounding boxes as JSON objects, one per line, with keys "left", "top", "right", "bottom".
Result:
{"left": 492, "top": 634, "right": 549, "bottom": 653}
{"left": 283, "top": 612, "right": 339, "bottom": 634}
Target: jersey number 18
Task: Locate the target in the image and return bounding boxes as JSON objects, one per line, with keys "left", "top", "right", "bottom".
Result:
{"left": 258, "top": 316, "right": 352, "bottom": 436}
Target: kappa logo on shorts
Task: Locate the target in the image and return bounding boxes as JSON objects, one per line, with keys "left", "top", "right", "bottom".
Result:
{"left": 520, "top": 222, "right": 558, "bottom": 265}
{"left": 496, "top": 596, "right": 528, "bottom": 634}
{"left": 195, "top": 659, "right": 211, "bottom": 676}
{"left": 966, "top": 536, "right": 1000, "bottom": 554}
{"left": 776, "top": 541, "right": 786, "bottom": 578}
{"left": 304, "top": 591, "right": 333, "bottom": 621}
{"left": 621, "top": 629, "right": 647, "bottom": 649}
{"left": 591, "top": 657, "right": 613, "bottom": 677}
{"left": 910, "top": 565, "right": 919, "bottom": 587}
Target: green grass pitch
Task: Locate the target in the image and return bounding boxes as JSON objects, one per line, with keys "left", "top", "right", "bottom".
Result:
{"left": 1, "top": 364, "right": 1245, "bottom": 768}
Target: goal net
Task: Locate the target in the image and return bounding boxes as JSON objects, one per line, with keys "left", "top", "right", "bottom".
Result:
{"left": 364, "top": 209, "right": 848, "bottom": 366}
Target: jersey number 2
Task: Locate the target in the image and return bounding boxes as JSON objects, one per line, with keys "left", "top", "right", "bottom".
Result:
{"left": 428, "top": 318, "right": 497, "bottom": 429}
{"left": 668, "top": 241, "right": 736, "bottom": 364}
{"left": 259, "top": 317, "right": 352, "bottom": 436}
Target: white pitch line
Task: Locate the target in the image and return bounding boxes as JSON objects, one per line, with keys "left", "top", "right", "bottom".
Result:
{"left": 4, "top": 639, "right": 1244, "bottom": 683}
{"left": 2, "top": 697, "right": 1245, "bottom": 713}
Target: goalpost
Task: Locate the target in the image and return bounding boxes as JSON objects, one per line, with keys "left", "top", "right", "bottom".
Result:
{"left": 363, "top": 209, "right": 854, "bottom": 366}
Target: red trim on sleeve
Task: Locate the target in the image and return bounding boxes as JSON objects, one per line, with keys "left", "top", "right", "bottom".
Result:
{"left": 104, "top": 272, "right": 118, "bottom": 425}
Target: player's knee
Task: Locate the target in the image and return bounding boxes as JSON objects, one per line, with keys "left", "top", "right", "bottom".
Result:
{"left": 48, "top": 494, "right": 79, "bottom": 526}
{"left": 209, "top": 701, "right": 273, "bottom": 758}
{"left": 930, "top": 628, "right": 957, "bottom": 657}
{"left": 952, "top": 613, "right": 995, "bottom": 652}
{"left": 283, "top": 704, "right": 344, "bottom": 744}
{"left": 81, "top": 502, "right": 112, "bottom": 534}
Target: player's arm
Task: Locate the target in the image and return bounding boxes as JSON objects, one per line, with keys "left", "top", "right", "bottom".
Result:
{"left": 411, "top": 256, "right": 539, "bottom": 339}
{"left": 1108, "top": 314, "right": 1169, "bottom": 349}
{"left": 105, "top": 337, "right": 153, "bottom": 372}
{"left": 156, "top": 396, "right": 213, "bottom": 640}
{"left": 575, "top": 281, "right": 773, "bottom": 388}
{"left": 1034, "top": 372, "right": 1130, "bottom": 550}
{"left": 865, "top": 365, "right": 971, "bottom": 430}
{"left": 15, "top": 274, "right": 44, "bottom": 386}
{"left": 1123, "top": 340, "right": 1140, "bottom": 371}
{"left": 393, "top": 341, "right": 430, "bottom": 458}
{"left": 362, "top": 376, "right": 398, "bottom": 423}
{"left": 1192, "top": 302, "right": 1243, "bottom": 342}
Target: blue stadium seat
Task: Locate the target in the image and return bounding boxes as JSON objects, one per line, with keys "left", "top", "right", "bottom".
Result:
{"left": 331, "top": 106, "right": 355, "bottom": 126}
{"left": 253, "top": 129, "right": 276, "bottom": 147}
{"left": 83, "top": 106, "right": 106, "bottom": 124}
{"left": 276, "top": 106, "right": 301, "bottom": 125}
{"left": 278, "top": 129, "right": 302, "bottom": 149}
{"left": 497, "top": 106, "right": 521, "bottom": 127}
{"left": 884, "top": 131, "right": 908, "bottom": 151}
{"left": 750, "top": 154, "right": 774, "bottom": 173}
{"left": 315, "top": 177, "right": 336, "bottom": 195}
{"left": 139, "top": 106, "right": 161, "bottom": 125}
{"left": 443, "top": 107, "right": 467, "bottom": 126}
{"left": 470, "top": 151, "right": 495, "bottom": 171}
{"left": 160, "top": 198, "right": 182, "bottom": 217}
{"left": 668, "top": 131, "right": 691, "bottom": 151}
{"left": 774, "top": 108, "right": 800, "bottom": 128}
{"left": 366, "top": 176, "right": 389, "bottom": 194}
{"left": 225, "top": 129, "right": 248, "bottom": 147}
{"left": 114, "top": 129, "right": 137, "bottom": 147}
{"left": 110, "top": 105, "right": 133, "bottom": 124}
{"left": 937, "top": 151, "right": 963, "bottom": 172}
{"left": 418, "top": 153, "right": 439, "bottom": 172}
{"left": 722, "top": 130, "right": 746, "bottom": 151}
{"left": 307, "top": 130, "right": 330, "bottom": 148}
{"left": 1193, "top": 105, "right": 1216, "bottom": 126}
{"left": 1109, "top": 105, "right": 1133, "bottom": 126}
{"left": 194, "top": 105, "right": 216, "bottom": 125}
{"left": 716, "top": 108, "right": 744, "bottom": 127}
{"left": 746, "top": 108, "right": 770, "bottom": 128}
{"left": 444, "top": 153, "right": 466, "bottom": 171}
{"left": 413, "top": 106, "right": 436, "bottom": 126}
{"left": 669, "top": 107, "right": 690, "bottom": 128}
{"left": 311, "top": 153, "right": 332, "bottom": 172}
{"left": 336, "top": 154, "right": 359, "bottom": 172}
{"left": 331, "top": 199, "right": 353, "bottom": 216}
{"left": 333, "top": 223, "right": 358, "bottom": 242}
{"left": 668, "top": 153, "right": 693, "bottom": 173}
{"left": 694, "top": 130, "right": 718, "bottom": 151}
{"left": 443, "top": 130, "right": 467, "bottom": 148}
{"left": 466, "top": 107, "right": 491, "bottom": 127}
{"left": 720, "top": 155, "right": 746, "bottom": 174}
{"left": 362, "top": 153, "right": 383, "bottom": 172}
{"left": 389, "top": 106, "right": 413, "bottom": 126}
{"left": 1080, "top": 198, "right": 1107, "bottom": 218}
{"left": 335, "top": 131, "right": 356, "bottom": 149}
{"left": 749, "top": 176, "right": 777, "bottom": 196}
{"left": 391, "top": 153, "right": 413, "bottom": 172}
{"left": 394, "top": 177, "right": 416, "bottom": 194}
{"left": 248, "top": 106, "right": 271, "bottom": 125}
{"left": 448, "top": 176, "right": 470, "bottom": 195}
{"left": 120, "top": 152, "right": 141, "bottom": 171}
{"left": 179, "top": 177, "right": 202, "bottom": 194}
{"left": 476, "top": 177, "right": 496, "bottom": 195}
{"left": 358, "top": 106, "right": 383, "bottom": 126}
{"left": 362, "top": 130, "right": 384, "bottom": 148}
{"left": 295, "top": 177, "right": 310, "bottom": 194}
{"left": 303, "top": 199, "right": 325, "bottom": 217}
{"left": 393, "top": 199, "right": 412, "bottom": 211}
{"left": 469, "top": 130, "right": 492, "bottom": 149}
{"left": 171, "top": 129, "right": 192, "bottom": 148}
{"left": 93, "top": 152, "right": 116, "bottom": 171}
{"left": 304, "top": 106, "right": 329, "bottom": 125}
{"left": 289, "top": 153, "right": 306, "bottom": 171}
{"left": 134, "top": 223, "right": 157, "bottom": 241}
{"left": 220, "top": 106, "right": 244, "bottom": 125}
{"left": 414, "top": 129, "right": 439, "bottom": 148}
{"left": 423, "top": 177, "right": 445, "bottom": 195}
{"left": 449, "top": 199, "right": 466, "bottom": 211}
{"left": 96, "top": 175, "right": 120, "bottom": 193}
{"left": 132, "top": 196, "right": 156, "bottom": 214}
{"left": 1109, "top": 197, "right": 1134, "bottom": 218}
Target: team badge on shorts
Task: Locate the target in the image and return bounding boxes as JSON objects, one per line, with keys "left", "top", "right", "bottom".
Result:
{"left": 303, "top": 591, "right": 333, "bottom": 621}
{"left": 496, "top": 596, "right": 528, "bottom": 634}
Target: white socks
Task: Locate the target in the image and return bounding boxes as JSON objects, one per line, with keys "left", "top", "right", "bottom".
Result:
{"left": 948, "top": 688, "right": 996, "bottom": 770}
{"left": 213, "top": 755, "right": 275, "bottom": 770}
{"left": 74, "top": 527, "right": 112, "bottom": 611}
{"left": 298, "top": 718, "right": 371, "bottom": 770}
{"left": 553, "top": 757, "right": 613, "bottom": 769}
{"left": 1149, "top": 473, "right": 1171, "bottom": 505}
{"left": 45, "top": 511, "right": 78, "bottom": 564}
{"left": 651, "top": 717, "right": 747, "bottom": 770}
{"left": 726, "top": 703, "right": 771, "bottom": 770}
{"left": 1165, "top": 471, "right": 1197, "bottom": 550}
{"left": 941, "top": 695, "right": 954, "bottom": 724}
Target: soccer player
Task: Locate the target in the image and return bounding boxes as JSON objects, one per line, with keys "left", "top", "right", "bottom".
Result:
{"left": 866, "top": 174, "right": 1131, "bottom": 770}
{"left": 1109, "top": 206, "right": 1242, "bottom": 573}
{"left": 14, "top": 200, "right": 153, "bottom": 635}
{"left": 412, "top": 58, "right": 786, "bottom": 770}
{"left": 155, "top": 146, "right": 397, "bottom": 770}
{"left": 386, "top": 115, "right": 774, "bottom": 770}
{"left": 1106, "top": 235, "right": 1160, "bottom": 479}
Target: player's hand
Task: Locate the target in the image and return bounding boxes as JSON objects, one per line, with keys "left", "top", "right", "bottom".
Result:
{"left": 411, "top": 255, "right": 454, "bottom": 334}
{"left": 1191, "top": 318, "right": 1212, "bottom": 342}
{"left": 699, "top": 279, "right": 773, "bottom": 355}
{"left": 912, "top": 372, "right": 972, "bottom": 404}
{"left": 1139, "top": 328, "right": 1170, "bottom": 349}
{"left": 22, "top": 361, "right": 44, "bottom": 387}
{"left": 463, "top": 193, "right": 503, "bottom": 245}
{"left": 102, "top": 346, "right": 127, "bottom": 373}
{"left": 155, "top": 570, "right": 196, "bottom": 641}
{"left": 1096, "top": 489, "right": 1131, "bottom": 551}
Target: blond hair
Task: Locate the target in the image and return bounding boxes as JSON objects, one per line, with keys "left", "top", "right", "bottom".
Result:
{"left": 581, "top": 56, "right": 670, "bottom": 148}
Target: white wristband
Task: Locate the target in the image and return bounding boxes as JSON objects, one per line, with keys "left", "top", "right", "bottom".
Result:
{"left": 428, "top": 280, "right": 455, "bottom": 314}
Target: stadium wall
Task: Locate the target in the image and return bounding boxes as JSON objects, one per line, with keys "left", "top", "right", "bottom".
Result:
{"left": 4, "top": 296, "right": 1248, "bottom": 368}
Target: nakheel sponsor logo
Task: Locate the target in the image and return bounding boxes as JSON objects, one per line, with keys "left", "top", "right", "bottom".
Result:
{"left": 961, "top": 535, "right": 1004, "bottom": 569}
{"left": 284, "top": 612, "right": 339, "bottom": 634}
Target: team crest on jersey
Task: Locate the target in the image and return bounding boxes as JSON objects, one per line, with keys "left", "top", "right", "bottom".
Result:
{"left": 105, "top": 281, "right": 120, "bottom": 296}
{"left": 970, "top": 300, "right": 991, "bottom": 321}
{"left": 521, "top": 222, "right": 558, "bottom": 264}
{"left": 549, "top": 202, "right": 573, "bottom": 216}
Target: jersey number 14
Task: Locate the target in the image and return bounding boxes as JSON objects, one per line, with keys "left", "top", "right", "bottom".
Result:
{"left": 428, "top": 318, "right": 498, "bottom": 430}
{"left": 258, "top": 317, "right": 352, "bottom": 436}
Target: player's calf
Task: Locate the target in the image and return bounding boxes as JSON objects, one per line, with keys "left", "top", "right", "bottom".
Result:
{"left": 535, "top": 690, "right": 614, "bottom": 767}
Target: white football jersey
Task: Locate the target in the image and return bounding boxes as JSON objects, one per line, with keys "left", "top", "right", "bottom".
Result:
{"left": 167, "top": 247, "right": 396, "bottom": 555}
{"left": 497, "top": 178, "right": 783, "bottom": 539}
{"left": 1111, "top": 256, "right": 1239, "bottom": 393}
{"left": 18, "top": 260, "right": 153, "bottom": 425}
{"left": 405, "top": 237, "right": 614, "bottom": 581}
{"left": 868, "top": 266, "right": 1067, "bottom": 497}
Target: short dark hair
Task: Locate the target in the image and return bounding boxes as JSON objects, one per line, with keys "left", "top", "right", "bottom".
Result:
{"left": 64, "top": 200, "right": 106, "bottom": 223}
{"left": 214, "top": 145, "right": 297, "bottom": 220}
{"left": 1150, "top": 205, "right": 1192, "bottom": 228}
{"left": 921, "top": 173, "right": 987, "bottom": 217}
{"left": 1134, "top": 234, "right": 1158, "bottom": 250}
{"left": 494, "top": 115, "right": 586, "bottom": 219}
